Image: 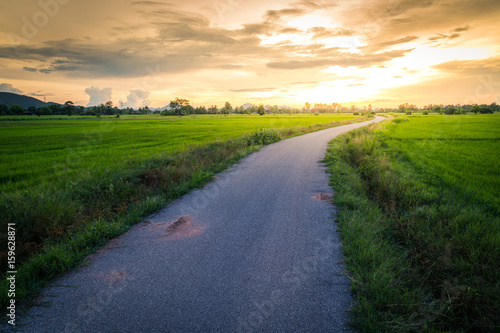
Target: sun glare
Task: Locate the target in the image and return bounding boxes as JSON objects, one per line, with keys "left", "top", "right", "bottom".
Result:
{"left": 393, "top": 46, "right": 492, "bottom": 69}
{"left": 286, "top": 12, "right": 336, "bottom": 30}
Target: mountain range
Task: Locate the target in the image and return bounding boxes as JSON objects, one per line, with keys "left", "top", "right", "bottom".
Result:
{"left": 0, "top": 92, "right": 55, "bottom": 109}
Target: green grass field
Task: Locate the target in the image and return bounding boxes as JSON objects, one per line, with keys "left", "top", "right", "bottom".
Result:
{"left": 325, "top": 114, "right": 499, "bottom": 332}
{"left": 0, "top": 113, "right": 365, "bottom": 311}
{"left": 383, "top": 115, "right": 500, "bottom": 211}
{"left": 0, "top": 114, "right": 357, "bottom": 193}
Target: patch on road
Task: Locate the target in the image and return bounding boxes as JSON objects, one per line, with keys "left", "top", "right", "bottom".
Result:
{"left": 313, "top": 193, "right": 333, "bottom": 202}
{"left": 153, "top": 215, "right": 203, "bottom": 240}
{"left": 105, "top": 270, "right": 127, "bottom": 283}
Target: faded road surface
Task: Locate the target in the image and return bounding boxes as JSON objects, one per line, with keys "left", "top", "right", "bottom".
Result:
{"left": 17, "top": 116, "right": 384, "bottom": 332}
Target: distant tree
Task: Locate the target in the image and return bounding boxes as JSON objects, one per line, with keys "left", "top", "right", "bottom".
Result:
{"left": 221, "top": 102, "right": 232, "bottom": 115}
{"left": 184, "top": 105, "right": 194, "bottom": 115}
{"left": 303, "top": 102, "right": 311, "bottom": 112}
{"left": 63, "top": 101, "right": 75, "bottom": 116}
{"left": 27, "top": 106, "right": 37, "bottom": 114}
{"left": 208, "top": 105, "right": 218, "bottom": 114}
{"left": 257, "top": 104, "right": 266, "bottom": 116}
{"left": 479, "top": 107, "right": 494, "bottom": 114}
{"left": 49, "top": 104, "right": 61, "bottom": 115}
{"left": 433, "top": 106, "right": 443, "bottom": 114}
{"left": 39, "top": 106, "right": 52, "bottom": 115}
{"left": 490, "top": 102, "right": 500, "bottom": 112}
{"left": 195, "top": 106, "right": 207, "bottom": 114}
{"left": 444, "top": 106, "right": 457, "bottom": 115}
{"left": 0, "top": 103, "right": 8, "bottom": 115}
{"left": 470, "top": 104, "right": 480, "bottom": 114}
{"left": 104, "top": 101, "right": 114, "bottom": 114}
{"left": 10, "top": 104, "right": 25, "bottom": 115}
{"left": 168, "top": 97, "right": 190, "bottom": 116}
{"left": 398, "top": 103, "right": 417, "bottom": 113}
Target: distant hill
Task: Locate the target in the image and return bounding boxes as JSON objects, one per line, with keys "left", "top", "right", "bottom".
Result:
{"left": 0, "top": 92, "right": 53, "bottom": 109}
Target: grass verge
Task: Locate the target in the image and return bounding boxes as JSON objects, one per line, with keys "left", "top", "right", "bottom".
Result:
{"left": 0, "top": 116, "right": 371, "bottom": 313}
{"left": 324, "top": 117, "right": 499, "bottom": 332}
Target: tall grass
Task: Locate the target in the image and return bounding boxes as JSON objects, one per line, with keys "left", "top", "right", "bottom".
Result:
{"left": 325, "top": 115, "right": 499, "bottom": 332}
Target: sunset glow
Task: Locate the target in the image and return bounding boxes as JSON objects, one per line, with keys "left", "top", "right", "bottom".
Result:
{"left": 0, "top": 0, "right": 499, "bottom": 108}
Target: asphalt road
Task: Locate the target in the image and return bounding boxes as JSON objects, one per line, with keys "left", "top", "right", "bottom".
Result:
{"left": 15, "top": 116, "right": 384, "bottom": 333}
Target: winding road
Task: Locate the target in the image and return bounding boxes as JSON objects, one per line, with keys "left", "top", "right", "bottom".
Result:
{"left": 17, "top": 116, "right": 384, "bottom": 332}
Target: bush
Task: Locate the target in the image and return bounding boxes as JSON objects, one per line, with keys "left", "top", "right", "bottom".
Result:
{"left": 246, "top": 128, "right": 281, "bottom": 146}
{"left": 423, "top": 110, "right": 429, "bottom": 115}
{"left": 479, "top": 107, "right": 494, "bottom": 114}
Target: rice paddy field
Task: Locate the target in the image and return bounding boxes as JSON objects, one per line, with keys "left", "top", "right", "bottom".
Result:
{"left": 325, "top": 113, "right": 500, "bottom": 332}
{"left": 384, "top": 114, "right": 500, "bottom": 212}
{"left": 0, "top": 114, "right": 357, "bottom": 193}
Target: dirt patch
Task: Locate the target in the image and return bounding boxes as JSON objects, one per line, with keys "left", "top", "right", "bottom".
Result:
{"left": 153, "top": 215, "right": 203, "bottom": 240}
{"left": 166, "top": 215, "right": 192, "bottom": 233}
{"left": 313, "top": 193, "right": 333, "bottom": 202}
{"left": 105, "top": 270, "right": 126, "bottom": 283}
{"left": 139, "top": 220, "right": 153, "bottom": 229}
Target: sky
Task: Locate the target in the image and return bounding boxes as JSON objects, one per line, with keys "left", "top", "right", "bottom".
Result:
{"left": 0, "top": 0, "right": 499, "bottom": 108}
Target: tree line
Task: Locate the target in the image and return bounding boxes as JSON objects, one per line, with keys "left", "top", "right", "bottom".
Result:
{"left": 1, "top": 99, "right": 498, "bottom": 117}
{"left": 160, "top": 98, "right": 270, "bottom": 116}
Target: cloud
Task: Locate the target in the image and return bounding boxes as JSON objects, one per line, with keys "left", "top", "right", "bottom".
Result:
{"left": 375, "top": 36, "right": 419, "bottom": 47}
{"left": 309, "top": 27, "right": 357, "bottom": 39}
{"left": 293, "top": 0, "right": 338, "bottom": 10}
{"left": 428, "top": 33, "right": 461, "bottom": 42}
{"left": 291, "top": 81, "right": 319, "bottom": 85}
{"left": 338, "top": 0, "right": 499, "bottom": 49}
{"left": 267, "top": 49, "right": 413, "bottom": 69}
{"left": 131, "top": 1, "right": 169, "bottom": 6}
{"left": 383, "top": 0, "right": 434, "bottom": 16}
{"left": 29, "top": 91, "right": 54, "bottom": 97}
{"left": 241, "top": 23, "right": 274, "bottom": 35}
{"left": 265, "top": 8, "right": 306, "bottom": 21}
{"left": 454, "top": 25, "right": 471, "bottom": 32}
{"left": 0, "top": 83, "right": 23, "bottom": 94}
{"left": 230, "top": 88, "right": 276, "bottom": 93}
{"left": 85, "top": 86, "right": 112, "bottom": 107}
{"left": 432, "top": 57, "right": 500, "bottom": 75}
{"left": 119, "top": 89, "right": 151, "bottom": 108}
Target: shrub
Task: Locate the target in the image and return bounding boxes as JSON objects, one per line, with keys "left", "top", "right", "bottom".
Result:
{"left": 479, "top": 107, "right": 494, "bottom": 114}
{"left": 423, "top": 110, "right": 429, "bottom": 115}
{"left": 246, "top": 128, "right": 281, "bottom": 146}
